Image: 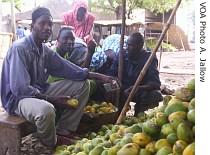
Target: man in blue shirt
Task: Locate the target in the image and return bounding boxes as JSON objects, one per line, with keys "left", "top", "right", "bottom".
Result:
{"left": 0, "top": 7, "right": 114, "bottom": 147}
{"left": 109, "top": 32, "right": 163, "bottom": 114}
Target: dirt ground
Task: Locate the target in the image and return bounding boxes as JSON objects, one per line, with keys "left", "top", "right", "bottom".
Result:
{"left": 157, "top": 50, "right": 195, "bottom": 90}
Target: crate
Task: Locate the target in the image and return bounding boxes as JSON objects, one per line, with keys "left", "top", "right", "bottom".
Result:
{"left": 0, "top": 112, "right": 36, "bottom": 155}
{"left": 77, "top": 110, "right": 119, "bottom": 134}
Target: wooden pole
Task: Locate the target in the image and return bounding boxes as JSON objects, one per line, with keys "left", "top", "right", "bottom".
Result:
{"left": 118, "top": 0, "right": 126, "bottom": 83}
{"left": 115, "top": 0, "right": 126, "bottom": 108}
{"left": 116, "top": 0, "right": 182, "bottom": 124}
{"left": 11, "top": 0, "right": 16, "bottom": 41}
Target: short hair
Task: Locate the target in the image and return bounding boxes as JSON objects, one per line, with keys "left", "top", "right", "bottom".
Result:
{"left": 57, "top": 25, "right": 74, "bottom": 39}
{"left": 32, "top": 7, "right": 52, "bottom": 23}
{"left": 130, "top": 32, "right": 144, "bottom": 48}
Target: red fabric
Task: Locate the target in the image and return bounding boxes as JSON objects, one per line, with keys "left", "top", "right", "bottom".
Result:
{"left": 63, "top": 0, "right": 95, "bottom": 41}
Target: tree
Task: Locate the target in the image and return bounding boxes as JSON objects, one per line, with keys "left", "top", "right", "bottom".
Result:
{"left": 2, "top": 0, "right": 23, "bottom": 10}
{"left": 91, "top": 0, "right": 123, "bottom": 19}
{"left": 141, "top": 0, "right": 176, "bottom": 14}
{"left": 91, "top": 0, "right": 191, "bottom": 19}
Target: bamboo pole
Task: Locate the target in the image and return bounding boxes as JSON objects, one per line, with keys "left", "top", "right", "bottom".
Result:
{"left": 116, "top": 0, "right": 182, "bottom": 124}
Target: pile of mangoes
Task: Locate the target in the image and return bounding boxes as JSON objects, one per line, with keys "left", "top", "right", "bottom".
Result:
{"left": 55, "top": 79, "right": 195, "bottom": 155}
{"left": 84, "top": 101, "right": 117, "bottom": 114}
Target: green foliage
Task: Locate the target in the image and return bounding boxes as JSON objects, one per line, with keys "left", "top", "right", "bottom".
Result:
{"left": 91, "top": 0, "right": 193, "bottom": 17}
{"left": 2, "top": 0, "right": 23, "bottom": 10}
{"left": 141, "top": 0, "right": 176, "bottom": 14}
{"left": 145, "top": 38, "right": 177, "bottom": 52}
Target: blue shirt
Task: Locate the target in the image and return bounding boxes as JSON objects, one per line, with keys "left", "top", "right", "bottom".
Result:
{"left": 90, "top": 34, "right": 128, "bottom": 71}
{"left": 16, "top": 28, "right": 25, "bottom": 39}
{"left": 108, "top": 50, "right": 161, "bottom": 90}
{"left": 0, "top": 35, "right": 88, "bottom": 114}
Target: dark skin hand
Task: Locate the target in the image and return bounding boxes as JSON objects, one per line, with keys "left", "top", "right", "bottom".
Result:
{"left": 88, "top": 72, "right": 118, "bottom": 84}
{"left": 81, "top": 39, "right": 97, "bottom": 68}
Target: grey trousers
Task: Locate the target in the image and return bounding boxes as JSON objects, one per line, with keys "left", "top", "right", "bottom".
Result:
{"left": 15, "top": 79, "right": 90, "bottom": 147}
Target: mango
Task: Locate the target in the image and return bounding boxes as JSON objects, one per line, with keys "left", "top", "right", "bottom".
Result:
{"left": 155, "top": 112, "right": 168, "bottom": 126}
{"left": 187, "top": 109, "right": 195, "bottom": 123}
{"left": 119, "top": 136, "right": 133, "bottom": 147}
{"left": 109, "top": 133, "right": 122, "bottom": 143}
{"left": 168, "top": 111, "right": 187, "bottom": 130}
{"left": 142, "top": 120, "right": 160, "bottom": 137}
{"left": 145, "top": 141, "right": 156, "bottom": 154}
{"left": 167, "top": 133, "right": 178, "bottom": 145}
{"left": 188, "top": 98, "right": 195, "bottom": 110}
{"left": 107, "top": 145, "right": 121, "bottom": 155}
{"left": 83, "top": 142, "right": 94, "bottom": 154}
{"left": 167, "top": 97, "right": 182, "bottom": 105}
{"left": 156, "top": 146, "right": 172, "bottom": 155}
{"left": 168, "top": 111, "right": 187, "bottom": 122}
{"left": 164, "top": 102, "right": 188, "bottom": 116}
{"left": 138, "top": 149, "right": 152, "bottom": 155}
{"left": 101, "top": 149, "right": 109, "bottom": 155}
{"left": 132, "top": 133, "right": 151, "bottom": 147}
{"left": 163, "top": 95, "right": 172, "bottom": 105}
{"left": 161, "top": 123, "right": 175, "bottom": 136}
{"left": 67, "top": 99, "right": 79, "bottom": 108}
{"left": 174, "top": 87, "right": 194, "bottom": 102}
{"left": 89, "top": 145, "right": 104, "bottom": 155}
{"left": 177, "top": 123, "right": 194, "bottom": 143}
{"left": 91, "top": 138, "right": 103, "bottom": 147}
{"left": 186, "top": 79, "right": 195, "bottom": 91}
{"left": 173, "top": 140, "right": 188, "bottom": 154}
{"left": 155, "top": 139, "right": 171, "bottom": 150}
{"left": 117, "top": 143, "right": 139, "bottom": 155}
{"left": 101, "top": 141, "right": 112, "bottom": 148}
{"left": 183, "top": 142, "right": 195, "bottom": 155}
{"left": 125, "top": 124, "right": 142, "bottom": 134}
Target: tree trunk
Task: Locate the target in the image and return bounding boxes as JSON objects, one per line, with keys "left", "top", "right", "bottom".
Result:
{"left": 127, "top": 9, "right": 132, "bottom": 19}
{"left": 115, "top": 5, "right": 123, "bottom": 19}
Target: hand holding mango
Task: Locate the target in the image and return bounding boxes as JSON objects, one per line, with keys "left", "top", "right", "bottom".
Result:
{"left": 67, "top": 98, "right": 79, "bottom": 108}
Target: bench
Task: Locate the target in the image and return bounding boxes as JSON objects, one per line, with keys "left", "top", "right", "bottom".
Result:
{"left": 0, "top": 112, "right": 36, "bottom": 155}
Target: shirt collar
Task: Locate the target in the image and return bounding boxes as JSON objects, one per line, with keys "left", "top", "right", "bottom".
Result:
{"left": 28, "top": 34, "right": 43, "bottom": 56}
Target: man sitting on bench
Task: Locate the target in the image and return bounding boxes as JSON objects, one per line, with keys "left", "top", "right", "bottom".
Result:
{"left": 0, "top": 7, "right": 114, "bottom": 148}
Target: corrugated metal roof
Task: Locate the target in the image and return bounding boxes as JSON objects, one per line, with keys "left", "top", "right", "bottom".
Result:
{"left": 94, "top": 19, "right": 143, "bottom": 26}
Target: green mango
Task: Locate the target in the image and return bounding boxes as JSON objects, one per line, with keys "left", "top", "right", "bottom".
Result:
{"left": 89, "top": 145, "right": 104, "bottom": 155}
{"left": 177, "top": 122, "right": 194, "bottom": 143}
{"left": 117, "top": 143, "right": 139, "bottom": 155}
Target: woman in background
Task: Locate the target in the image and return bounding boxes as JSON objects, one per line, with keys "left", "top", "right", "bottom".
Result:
{"left": 63, "top": 0, "right": 95, "bottom": 44}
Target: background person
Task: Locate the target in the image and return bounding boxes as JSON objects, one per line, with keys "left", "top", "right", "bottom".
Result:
{"left": 90, "top": 34, "right": 128, "bottom": 74}
{"left": 108, "top": 32, "right": 163, "bottom": 114}
{"left": 16, "top": 24, "right": 25, "bottom": 39}
{"left": 24, "top": 26, "right": 31, "bottom": 36}
{"left": 48, "top": 26, "right": 96, "bottom": 83}
{"left": 63, "top": 0, "right": 95, "bottom": 44}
